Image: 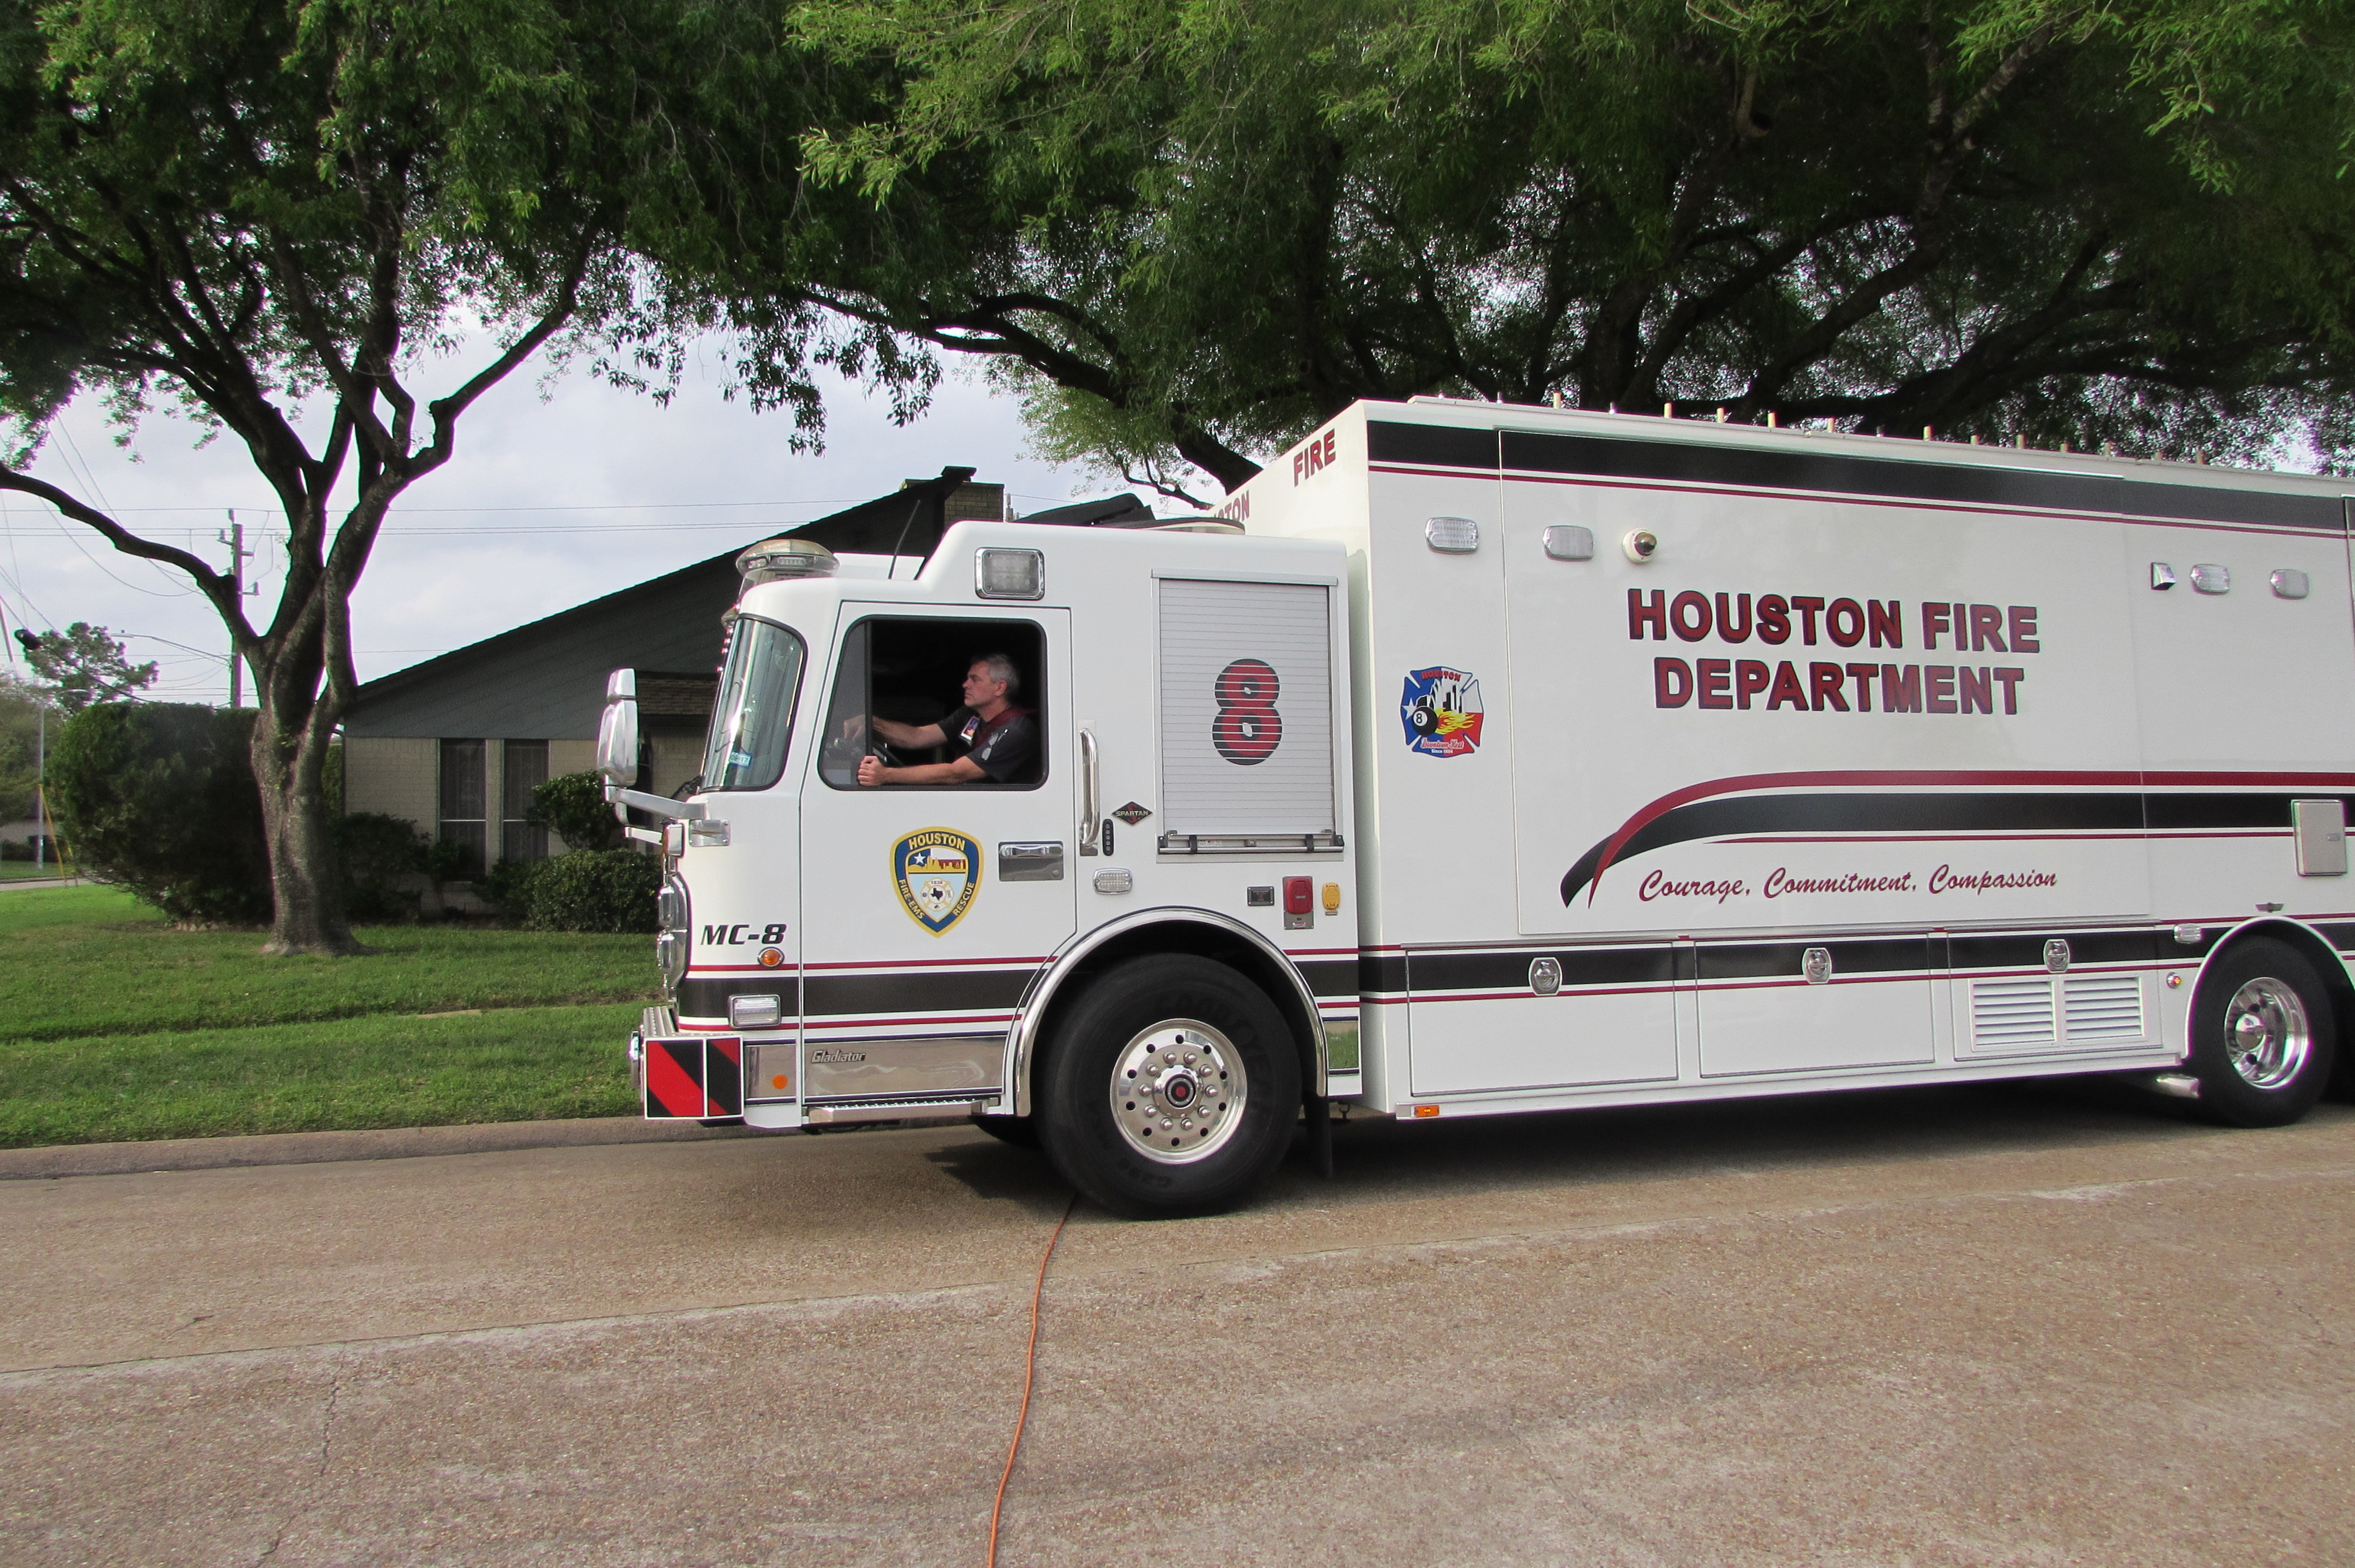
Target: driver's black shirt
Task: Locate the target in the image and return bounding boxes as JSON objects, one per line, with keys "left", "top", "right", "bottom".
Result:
{"left": 936, "top": 704, "right": 1037, "bottom": 782}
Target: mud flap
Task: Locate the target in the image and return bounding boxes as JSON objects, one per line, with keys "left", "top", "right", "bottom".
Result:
{"left": 643, "top": 1036, "right": 744, "bottom": 1119}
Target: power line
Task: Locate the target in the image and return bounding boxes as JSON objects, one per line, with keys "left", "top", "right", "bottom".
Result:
{"left": 0, "top": 488, "right": 1077, "bottom": 516}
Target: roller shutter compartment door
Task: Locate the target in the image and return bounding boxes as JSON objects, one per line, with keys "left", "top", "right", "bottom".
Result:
{"left": 1157, "top": 579, "right": 1336, "bottom": 838}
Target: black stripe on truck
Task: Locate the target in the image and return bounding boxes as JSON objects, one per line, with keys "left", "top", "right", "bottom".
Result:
{"left": 677, "top": 968, "right": 1037, "bottom": 1021}
{"left": 1366, "top": 421, "right": 1498, "bottom": 471}
{"left": 1391, "top": 925, "right": 2189, "bottom": 1001}
{"left": 1359, "top": 952, "right": 1409, "bottom": 995}
{"left": 803, "top": 969, "right": 1035, "bottom": 1017}
{"left": 1560, "top": 791, "right": 2353, "bottom": 906}
{"left": 1364, "top": 419, "right": 2342, "bottom": 530}
{"left": 676, "top": 976, "right": 801, "bottom": 1019}
{"left": 1296, "top": 959, "right": 1359, "bottom": 999}
{"left": 1696, "top": 936, "right": 1932, "bottom": 982}
{"left": 1410, "top": 945, "right": 1676, "bottom": 993}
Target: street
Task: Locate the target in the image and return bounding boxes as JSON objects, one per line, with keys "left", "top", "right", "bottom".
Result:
{"left": 4, "top": 1081, "right": 2352, "bottom": 1565}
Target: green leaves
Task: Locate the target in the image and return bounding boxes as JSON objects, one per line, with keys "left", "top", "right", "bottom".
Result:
{"left": 747, "top": 0, "right": 2355, "bottom": 485}
{"left": 15, "top": 621, "right": 156, "bottom": 713}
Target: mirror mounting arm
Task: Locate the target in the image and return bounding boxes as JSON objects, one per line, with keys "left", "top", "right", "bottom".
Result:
{"left": 605, "top": 783, "right": 707, "bottom": 823}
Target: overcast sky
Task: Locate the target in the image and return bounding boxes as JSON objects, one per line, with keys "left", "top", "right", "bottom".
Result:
{"left": 0, "top": 344, "right": 1119, "bottom": 704}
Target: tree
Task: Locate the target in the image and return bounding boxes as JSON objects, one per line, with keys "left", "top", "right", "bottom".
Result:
{"left": 15, "top": 622, "right": 154, "bottom": 713}
{"left": 0, "top": 1, "right": 910, "bottom": 952}
{"left": 0, "top": 672, "right": 39, "bottom": 823}
{"left": 761, "top": 0, "right": 2355, "bottom": 499}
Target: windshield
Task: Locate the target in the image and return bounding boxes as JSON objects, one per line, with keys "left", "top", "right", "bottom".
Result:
{"left": 701, "top": 616, "right": 806, "bottom": 791}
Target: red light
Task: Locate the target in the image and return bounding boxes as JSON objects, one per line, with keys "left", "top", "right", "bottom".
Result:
{"left": 1282, "top": 876, "right": 1313, "bottom": 914}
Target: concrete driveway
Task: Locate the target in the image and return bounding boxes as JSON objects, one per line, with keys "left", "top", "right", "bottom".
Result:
{"left": 5, "top": 1082, "right": 2352, "bottom": 1566}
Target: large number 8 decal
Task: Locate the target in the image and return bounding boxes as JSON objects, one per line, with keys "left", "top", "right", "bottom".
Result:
{"left": 1212, "top": 658, "right": 1283, "bottom": 765}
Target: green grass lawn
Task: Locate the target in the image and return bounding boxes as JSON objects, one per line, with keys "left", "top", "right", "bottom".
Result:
{"left": 0, "top": 861, "right": 78, "bottom": 881}
{"left": 0, "top": 885, "right": 655, "bottom": 1147}
{"left": 0, "top": 1004, "right": 642, "bottom": 1147}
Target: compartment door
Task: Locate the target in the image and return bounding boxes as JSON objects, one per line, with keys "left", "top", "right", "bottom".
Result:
{"left": 1155, "top": 577, "right": 1340, "bottom": 847}
{"left": 1696, "top": 936, "right": 1937, "bottom": 1077}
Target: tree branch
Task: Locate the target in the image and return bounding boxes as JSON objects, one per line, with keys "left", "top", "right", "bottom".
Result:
{"left": 0, "top": 467, "right": 257, "bottom": 645}
{"left": 413, "top": 241, "right": 599, "bottom": 472}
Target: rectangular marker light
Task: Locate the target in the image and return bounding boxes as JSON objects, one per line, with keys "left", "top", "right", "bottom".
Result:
{"left": 977, "top": 547, "right": 1045, "bottom": 599}
{"left": 729, "top": 993, "right": 783, "bottom": 1028}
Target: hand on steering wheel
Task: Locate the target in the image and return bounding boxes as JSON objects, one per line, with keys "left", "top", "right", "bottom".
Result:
{"left": 824, "top": 721, "right": 905, "bottom": 770}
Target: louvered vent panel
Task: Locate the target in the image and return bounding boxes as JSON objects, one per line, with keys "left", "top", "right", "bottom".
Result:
{"left": 2062, "top": 974, "right": 2145, "bottom": 1042}
{"left": 1157, "top": 579, "right": 1335, "bottom": 836}
{"left": 1971, "top": 977, "right": 2057, "bottom": 1052}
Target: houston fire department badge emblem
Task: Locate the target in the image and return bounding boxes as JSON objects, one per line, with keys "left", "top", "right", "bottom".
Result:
{"left": 1400, "top": 666, "right": 1484, "bottom": 758}
{"left": 893, "top": 828, "right": 981, "bottom": 935}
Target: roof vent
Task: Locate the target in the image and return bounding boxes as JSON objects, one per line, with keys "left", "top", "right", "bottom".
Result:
{"left": 735, "top": 537, "right": 838, "bottom": 587}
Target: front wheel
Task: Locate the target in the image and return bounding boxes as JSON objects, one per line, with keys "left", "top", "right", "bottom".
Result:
{"left": 2190, "top": 937, "right": 2337, "bottom": 1127}
{"left": 1036, "top": 955, "right": 1301, "bottom": 1218}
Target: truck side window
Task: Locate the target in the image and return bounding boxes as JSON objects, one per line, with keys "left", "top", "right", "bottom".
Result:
{"left": 818, "top": 616, "right": 1046, "bottom": 790}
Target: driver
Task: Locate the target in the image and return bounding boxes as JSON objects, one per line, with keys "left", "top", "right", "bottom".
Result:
{"left": 855, "top": 653, "right": 1037, "bottom": 786}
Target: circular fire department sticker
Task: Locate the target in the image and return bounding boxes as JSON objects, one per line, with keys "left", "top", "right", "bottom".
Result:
{"left": 893, "top": 828, "right": 982, "bottom": 935}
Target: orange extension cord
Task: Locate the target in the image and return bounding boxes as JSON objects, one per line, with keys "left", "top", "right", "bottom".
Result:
{"left": 987, "top": 1190, "right": 1078, "bottom": 1568}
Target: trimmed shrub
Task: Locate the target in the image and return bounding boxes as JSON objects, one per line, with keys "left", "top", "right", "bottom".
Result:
{"left": 475, "top": 855, "right": 549, "bottom": 923}
{"left": 336, "top": 812, "right": 426, "bottom": 921}
{"left": 531, "top": 770, "right": 624, "bottom": 852}
{"left": 47, "top": 703, "right": 270, "bottom": 923}
{"left": 526, "top": 848, "right": 659, "bottom": 933}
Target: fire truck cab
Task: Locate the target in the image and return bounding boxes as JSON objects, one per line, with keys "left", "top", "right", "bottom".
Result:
{"left": 608, "top": 514, "right": 1357, "bottom": 1215}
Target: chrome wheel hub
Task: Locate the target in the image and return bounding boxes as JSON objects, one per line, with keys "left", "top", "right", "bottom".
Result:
{"left": 2224, "top": 977, "right": 2310, "bottom": 1090}
{"left": 1110, "top": 1021, "right": 1248, "bottom": 1164}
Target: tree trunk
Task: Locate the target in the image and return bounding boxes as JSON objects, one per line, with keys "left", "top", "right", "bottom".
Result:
{"left": 250, "top": 681, "right": 361, "bottom": 956}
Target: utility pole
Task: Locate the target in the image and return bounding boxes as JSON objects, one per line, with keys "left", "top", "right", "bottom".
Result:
{"left": 2, "top": 614, "right": 44, "bottom": 872}
{"left": 217, "top": 511, "right": 256, "bottom": 707}
{"left": 32, "top": 695, "right": 45, "bottom": 873}
{"left": 12, "top": 633, "right": 43, "bottom": 872}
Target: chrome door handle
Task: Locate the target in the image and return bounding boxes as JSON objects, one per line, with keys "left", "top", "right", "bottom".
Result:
{"left": 998, "top": 842, "right": 1065, "bottom": 882}
{"left": 1079, "top": 727, "right": 1100, "bottom": 855}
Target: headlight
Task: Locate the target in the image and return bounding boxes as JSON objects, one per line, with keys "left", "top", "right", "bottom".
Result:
{"left": 656, "top": 873, "right": 690, "bottom": 989}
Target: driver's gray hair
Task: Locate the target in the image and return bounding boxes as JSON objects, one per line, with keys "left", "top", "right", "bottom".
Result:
{"left": 973, "top": 652, "right": 1020, "bottom": 697}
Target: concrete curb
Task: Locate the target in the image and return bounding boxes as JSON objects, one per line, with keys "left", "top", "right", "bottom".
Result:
{"left": 0, "top": 1116, "right": 765, "bottom": 1181}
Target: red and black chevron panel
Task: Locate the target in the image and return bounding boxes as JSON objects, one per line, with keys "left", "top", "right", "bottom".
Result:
{"left": 705, "top": 1037, "right": 742, "bottom": 1116}
{"left": 643, "top": 1036, "right": 744, "bottom": 1119}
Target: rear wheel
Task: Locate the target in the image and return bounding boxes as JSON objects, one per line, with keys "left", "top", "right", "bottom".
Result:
{"left": 2190, "top": 937, "right": 2336, "bottom": 1127}
{"left": 1036, "top": 955, "right": 1301, "bottom": 1218}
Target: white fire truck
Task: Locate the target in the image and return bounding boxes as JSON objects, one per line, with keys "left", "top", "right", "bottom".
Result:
{"left": 606, "top": 397, "right": 2355, "bottom": 1216}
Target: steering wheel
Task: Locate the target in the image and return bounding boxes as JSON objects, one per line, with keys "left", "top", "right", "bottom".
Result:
{"left": 821, "top": 723, "right": 908, "bottom": 772}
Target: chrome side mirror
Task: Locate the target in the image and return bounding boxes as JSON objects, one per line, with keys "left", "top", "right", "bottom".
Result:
{"left": 596, "top": 668, "right": 639, "bottom": 787}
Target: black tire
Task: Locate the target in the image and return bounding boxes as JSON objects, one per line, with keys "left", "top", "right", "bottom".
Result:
{"left": 2189, "top": 937, "right": 2337, "bottom": 1127}
{"left": 1036, "top": 955, "right": 1301, "bottom": 1218}
{"left": 968, "top": 1114, "right": 1040, "bottom": 1149}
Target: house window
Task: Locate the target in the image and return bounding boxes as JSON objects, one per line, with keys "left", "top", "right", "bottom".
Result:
{"left": 502, "top": 740, "right": 549, "bottom": 862}
{"left": 438, "top": 738, "right": 487, "bottom": 876}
